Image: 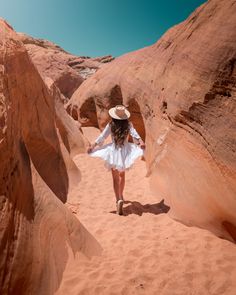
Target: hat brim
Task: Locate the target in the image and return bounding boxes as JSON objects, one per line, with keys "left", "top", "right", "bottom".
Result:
{"left": 108, "top": 107, "right": 130, "bottom": 120}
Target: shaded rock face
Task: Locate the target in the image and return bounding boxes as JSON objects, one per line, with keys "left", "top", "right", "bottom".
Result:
{"left": 0, "top": 20, "right": 100, "bottom": 294}
{"left": 18, "top": 33, "right": 114, "bottom": 101}
{"left": 68, "top": 0, "right": 236, "bottom": 241}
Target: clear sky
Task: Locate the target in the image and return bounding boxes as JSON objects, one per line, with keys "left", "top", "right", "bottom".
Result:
{"left": 0, "top": 0, "right": 206, "bottom": 57}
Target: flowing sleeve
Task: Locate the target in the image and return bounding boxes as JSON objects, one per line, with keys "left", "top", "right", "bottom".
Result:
{"left": 94, "top": 123, "right": 111, "bottom": 146}
{"left": 129, "top": 122, "right": 141, "bottom": 140}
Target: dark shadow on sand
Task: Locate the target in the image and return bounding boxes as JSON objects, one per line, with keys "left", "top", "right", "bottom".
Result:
{"left": 110, "top": 199, "right": 170, "bottom": 216}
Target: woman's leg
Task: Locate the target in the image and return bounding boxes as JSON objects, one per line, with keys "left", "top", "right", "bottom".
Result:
{"left": 111, "top": 169, "right": 125, "bottom": 215}
{"left": 119, "top": 171, "right": 125, "bottom": 200}
{"left": 111, "top": 168, "right": 120, "bottom": 202}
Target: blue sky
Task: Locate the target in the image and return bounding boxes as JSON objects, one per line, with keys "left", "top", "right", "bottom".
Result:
{"left": 0, "top": 0, "right": 206, "bottom": 57}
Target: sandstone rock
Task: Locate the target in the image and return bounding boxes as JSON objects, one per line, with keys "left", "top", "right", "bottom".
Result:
{"left": 45, "top": 77, "right": 90, "bottom": 158}
{"left": 18, "top": 33, "right": 114, "bottom": 100}
{"left": 68, "top": 0, "right": 236, "bottom": 241}
{"left": 0, "top": 19, "right": 100, "bottom": 294}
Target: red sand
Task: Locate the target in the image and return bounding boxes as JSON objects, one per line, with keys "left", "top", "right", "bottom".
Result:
{"left": 57, "top": 127, "right": 236, "bottom": 295}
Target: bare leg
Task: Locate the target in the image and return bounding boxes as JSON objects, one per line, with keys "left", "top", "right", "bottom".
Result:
{"left": 111, "top": 168, "right": 120, "bottom": 202}
{"left": 119, "top": 171, "right": 125, "bottom": 200}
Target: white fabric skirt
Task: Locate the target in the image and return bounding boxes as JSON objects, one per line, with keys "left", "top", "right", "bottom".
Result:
{"left": 89, "top": 142, "right": 144, "bottom": 172}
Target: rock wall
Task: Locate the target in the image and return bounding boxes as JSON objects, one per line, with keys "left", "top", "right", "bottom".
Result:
{"left": 18, "top": 33, "right": 114, "bottom": 101}
{"left": 68, "top": 0, "right": 236, "bottom": 241}
{"left": 0, "top": 19, "right": 100, "bottom": 294}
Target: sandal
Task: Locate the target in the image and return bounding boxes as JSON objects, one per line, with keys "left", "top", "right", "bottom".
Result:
{"left": 117, "top": 200, "right": 124, "bottom": 215}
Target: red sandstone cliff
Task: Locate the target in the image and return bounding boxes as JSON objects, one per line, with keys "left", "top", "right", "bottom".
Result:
{"left": 68, "top": 0, "right": 236, "bottom": 241}
{"left": 0, "top": 20, "right": 100, "bottom": 294}
{"left": 18, "top": 33, "right": 114, "bottom": 101}
{"left": 1, "top": 0, "right": 236, "bottom": 293}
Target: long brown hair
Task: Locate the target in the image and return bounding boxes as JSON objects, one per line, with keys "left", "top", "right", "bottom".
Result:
{"left": 109, "top": 118, "right": 130, "bottom": 148}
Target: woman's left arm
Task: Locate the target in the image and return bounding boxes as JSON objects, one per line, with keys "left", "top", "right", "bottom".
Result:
{"left": 87, "top": 123, "right": 111, "bottom": 153}
{"left": 94, "top": 123, "right": 111, "bottom": 146}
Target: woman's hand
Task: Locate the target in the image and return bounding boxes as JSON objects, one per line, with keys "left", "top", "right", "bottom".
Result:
{"left": 138, "top": 139, "right": 146, "bottom": 149}
{"left": 87, "top": 143, "right": 97, "bottom": 154}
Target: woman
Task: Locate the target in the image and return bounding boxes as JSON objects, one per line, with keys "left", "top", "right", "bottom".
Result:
{"left": 87, "top": 105, "right": 145, "bottom": 215}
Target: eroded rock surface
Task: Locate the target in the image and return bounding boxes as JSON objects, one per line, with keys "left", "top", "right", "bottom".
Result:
{"left": 18, "top": 33, "right": 114, "bottom": 101}
{"left": 68, "top": 0, "right": 236, "bottom": 241}
{"left": 0, "top": 20, "right": 100, "bottom": 295}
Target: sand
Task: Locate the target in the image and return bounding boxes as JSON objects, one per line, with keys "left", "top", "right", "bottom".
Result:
{"left": 57, "top": 127, "right": 236, "bottom": 295}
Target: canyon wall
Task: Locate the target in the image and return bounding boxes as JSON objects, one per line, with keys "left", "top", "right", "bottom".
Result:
{"left": 0, "top": 20, "right": 100, "bottom": 294}
{"left": 18, "top": 32, "right": 114, "bottom": 102}
{"left": 68, "top": 0, "right": 236, "bottom": 241}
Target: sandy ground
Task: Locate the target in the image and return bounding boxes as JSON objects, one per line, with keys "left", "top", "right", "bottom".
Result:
{"left": 57, "top": 127, "right": 236, "bottom": 295}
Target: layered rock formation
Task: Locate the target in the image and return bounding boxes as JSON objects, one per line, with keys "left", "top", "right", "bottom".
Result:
{"left": 68, "top": 0, "right": 236, "bottom": 241}
{"left": 18, "top": 33, "right": 114, "bottom": 101}
{"left": 0, "top": 19, "right": 100, "bottom": 294}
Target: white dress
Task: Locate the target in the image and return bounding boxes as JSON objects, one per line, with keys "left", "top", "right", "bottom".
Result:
{"left": 89, "top": 122, "right": 144, "bottom": 172}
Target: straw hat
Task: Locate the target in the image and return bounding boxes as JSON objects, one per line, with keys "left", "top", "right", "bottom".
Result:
{"left": 108, "top": 105, "right": 130, "bottom": 120}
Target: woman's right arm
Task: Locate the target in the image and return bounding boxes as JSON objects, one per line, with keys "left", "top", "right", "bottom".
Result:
{"left": 129, "top": 122, "right": 145, "bottom": 149}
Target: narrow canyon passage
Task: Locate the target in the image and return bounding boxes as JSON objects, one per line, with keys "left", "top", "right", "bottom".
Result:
{"left": 57, "top": 127, "right": 236, "bottom": 295}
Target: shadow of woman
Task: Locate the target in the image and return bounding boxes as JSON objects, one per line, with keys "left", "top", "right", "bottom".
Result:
{"left": 110, "top": 199, "right": 170, "bottom": 216}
